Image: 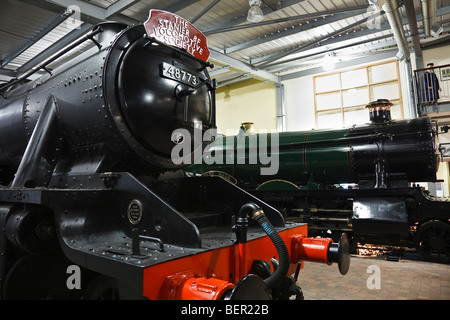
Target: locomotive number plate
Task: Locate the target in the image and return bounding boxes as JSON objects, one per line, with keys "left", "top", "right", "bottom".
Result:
{"left": 161, "top": 62, "right": 198, "bottom": 87}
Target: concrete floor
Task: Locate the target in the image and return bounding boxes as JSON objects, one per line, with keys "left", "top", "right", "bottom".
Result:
{"left": 296, "top": 251, "right": 450, "bottom": 300}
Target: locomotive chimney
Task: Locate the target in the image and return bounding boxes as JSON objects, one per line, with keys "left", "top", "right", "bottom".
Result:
{"left": 366, "top": 99, "right": 393, "bottom": 124}
{"left": 240, "top": 122, "right": 255, "bottom": 134}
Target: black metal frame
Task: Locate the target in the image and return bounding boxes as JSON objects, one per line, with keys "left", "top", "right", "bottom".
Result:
{"left": 252, "top": 185, "right": 449, "bottom": 248}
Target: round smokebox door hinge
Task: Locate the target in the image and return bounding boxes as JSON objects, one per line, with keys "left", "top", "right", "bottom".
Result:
{"left": 127, "top": 199, "right": 143, "bottom": 225}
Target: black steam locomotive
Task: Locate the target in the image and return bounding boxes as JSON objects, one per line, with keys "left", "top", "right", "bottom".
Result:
{"left": 0, "top": 10, "right": 349, "bottom": 300}
{"left": 187, "top": 100, "right": 450, "bottom": 263}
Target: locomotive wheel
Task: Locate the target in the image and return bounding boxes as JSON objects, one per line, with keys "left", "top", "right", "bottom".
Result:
{"left": 83, "top": 275, "right": 120, "bottom": 300}
{"left": 2, "top": 251, "right": 75, "bottom": 299}
{"left": 5, "top": 206, "right": 56, "bottom": 254}
{"left": 414, "top": 220, "right": 450, "bottom": 263}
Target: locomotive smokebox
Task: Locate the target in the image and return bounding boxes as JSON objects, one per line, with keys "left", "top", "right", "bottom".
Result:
{"left": 366, "top": 99, "right": 392, "bottom": 124}
{"left": 0, "top": 17, "right": 216, "bottom": 185}
{"left": 106, "top": 25, "right": 214, "bottom": 167}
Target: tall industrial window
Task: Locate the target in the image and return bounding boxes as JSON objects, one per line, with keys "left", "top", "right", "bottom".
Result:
{"left": 313, "top": 60, "right": 403, "bottom": 129}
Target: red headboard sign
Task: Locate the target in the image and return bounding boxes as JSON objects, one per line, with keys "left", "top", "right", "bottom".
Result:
{"left": 144, "top": 9, "right": 210, "bottom": 62}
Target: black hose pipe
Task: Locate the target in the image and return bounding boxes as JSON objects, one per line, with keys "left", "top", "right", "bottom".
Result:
{"left": 238, "top": 202, "right": 290, "bottom": 289}
{"left": 235, "top": 203, "right": 255, "bottom": 244}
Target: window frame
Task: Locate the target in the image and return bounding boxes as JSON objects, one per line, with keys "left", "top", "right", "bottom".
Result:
{"left": 313, "top": 59, "right": 403, "bottom": 128}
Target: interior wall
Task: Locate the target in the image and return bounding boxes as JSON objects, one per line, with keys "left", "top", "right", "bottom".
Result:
{"left": 214, "top": 45, "right": 450, "bottom": 135}
{"left": 283, "top": 75, "right": 315, "bottom": 131}
{"left": 282, "top": 49, "right": 450, "bottom": 132}
{"left": 422, "top": 44, "right": 450, "bottom": 66}
{"left": 215, "top": 79, "right": 277, "bottom": 135}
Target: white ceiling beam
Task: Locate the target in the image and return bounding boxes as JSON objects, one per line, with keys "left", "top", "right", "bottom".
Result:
{"left": 106, "top": 0, "right": 139, "bottom": 17}
{"left": 45, "top": 0, "right": 105, "bottom": 20}
{"left": 209, "top": 50, "right": 279, "bottom": 83}
{"left": 44, "top": 0, "right": 139, "bottom": 20}
{"left": 203, "top": 0, "right": 306, "bottom": 34}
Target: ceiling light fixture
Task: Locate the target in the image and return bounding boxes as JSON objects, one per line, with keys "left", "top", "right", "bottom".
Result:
{"left": 395, "top": 50, "right": 405, "bottom": 61}
{"left": 247, "top": 0, "right": 264, "bottom": 23}
{"left": 431, "top": 23, "right": 443, "bottom": 38}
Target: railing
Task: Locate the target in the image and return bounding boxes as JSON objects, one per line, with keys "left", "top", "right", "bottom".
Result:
{"left": 413, "top": 63, "right": 450, "bottom": 115}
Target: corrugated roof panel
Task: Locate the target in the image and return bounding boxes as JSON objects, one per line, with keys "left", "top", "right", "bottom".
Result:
{"left": 0, "top": 0, "right": 57, "bottom": 62}
{"left": 1, "top": 0, "right": 449, "bottom": 85}
{"left": 8, "top": 20, "right": 85, "bottom": 71}
{"left": 121, "top": 0, "right": 183, "bottom": 22}
{"left": 178, "top": 0, "right": 249, "bottom": 29}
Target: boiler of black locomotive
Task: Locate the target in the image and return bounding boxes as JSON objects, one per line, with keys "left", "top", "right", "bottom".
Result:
{"left": 0, "top": 21, "right": 215, "bottom": 187}
{"left": 0, "top": 11, "right": 351, "bottom": 300}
